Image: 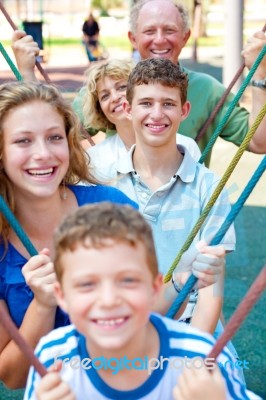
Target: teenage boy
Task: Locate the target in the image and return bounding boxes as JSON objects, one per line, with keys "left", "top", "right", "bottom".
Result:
{"left": 24, "top": 203, "right": 253, "bottom": 400}
{"left": 105, "top": 57, "right": 235, "bottom": 336}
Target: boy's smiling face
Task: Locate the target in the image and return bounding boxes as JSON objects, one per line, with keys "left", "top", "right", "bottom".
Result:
{"left": 124, "top": 82, "right": 190, "bottom": 148}
{"left": 54, "top": 240, "right": 162, "bottom": 357}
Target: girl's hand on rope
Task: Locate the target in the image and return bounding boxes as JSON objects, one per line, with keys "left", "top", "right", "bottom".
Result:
{"left": 22, "top": 248, "right": 58, "bottom": 308}
{"left": 242, "top": 30, "right": 266, "bottom": 78}
{"left": 173, "top": 363, "right": 226, "bottom": 400}
{"left": 173, "top": 241, "right": 225, "bottom": 290}
{"left": 36, "top": 361, "right": 76, "bottom": 400}
{"left": 11, "top": 30, "right": 39, "bottom": 81}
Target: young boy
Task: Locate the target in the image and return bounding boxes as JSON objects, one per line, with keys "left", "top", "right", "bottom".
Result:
{"left": 23, "top": 203, "right": 252, "bottom": 400}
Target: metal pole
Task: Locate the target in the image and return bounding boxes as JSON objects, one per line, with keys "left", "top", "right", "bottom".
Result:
{"left": 223, "top": 0, "right": 244, "bottom": 93}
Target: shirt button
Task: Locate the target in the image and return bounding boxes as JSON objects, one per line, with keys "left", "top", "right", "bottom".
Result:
{"left": 142, "top": 192, "right": 148, "bottom": 199}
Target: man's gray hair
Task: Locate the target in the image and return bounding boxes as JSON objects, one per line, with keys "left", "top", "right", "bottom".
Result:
{"left": 129, "top": 0, "right": 190, "bottom": 35}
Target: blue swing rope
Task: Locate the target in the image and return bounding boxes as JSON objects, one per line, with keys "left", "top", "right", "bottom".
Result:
{"left": 166, "top": 155, "right": 266, "bottom": 318}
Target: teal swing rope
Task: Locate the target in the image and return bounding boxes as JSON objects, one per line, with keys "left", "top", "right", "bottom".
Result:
{"left": 166, "top": 155, "right": 266, "bottom": 318}
{"left": 199, "top": 45, "right": 266, "bottom": 164}
{"left": 0, "top": 196, "right": 37, "bottom": 257}
{"left": 0, "top": 42, "right": 23, "bottom": 81}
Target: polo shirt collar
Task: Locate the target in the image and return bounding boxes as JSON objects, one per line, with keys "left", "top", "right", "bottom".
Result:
{"left": 115, "top": 144, "right": 198, "bottom": 184}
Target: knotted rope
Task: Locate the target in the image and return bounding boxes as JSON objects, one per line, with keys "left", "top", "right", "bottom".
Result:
{"left": 166, "top": 155, "right": 266, "bottom": 318}
{"left": 195, "top": 23, "right": 266, "bottom": 144}
{"left": 164, "top": 102, "right": 266, "bottom": 285}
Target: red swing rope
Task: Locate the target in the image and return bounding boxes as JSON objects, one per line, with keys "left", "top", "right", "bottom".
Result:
{"left": 0, "top": 302, "right": 47, "bottom": 377}
{"left": 207, "top": 266, "right": 266, "bottom": 361}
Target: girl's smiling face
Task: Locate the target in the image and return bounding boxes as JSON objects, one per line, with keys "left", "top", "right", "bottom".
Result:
{"left": 2, "top": 100, "right": 69, "bottom": 201}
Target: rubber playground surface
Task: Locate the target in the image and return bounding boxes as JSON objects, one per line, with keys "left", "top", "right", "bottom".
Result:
{"left": 0, "top": 51, "right": 265, "bottom": 399}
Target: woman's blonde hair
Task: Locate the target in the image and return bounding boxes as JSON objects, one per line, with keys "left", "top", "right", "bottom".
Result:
{"left": 82, "top": 59, "right": 134, "bottom": 132}
{"left": 0, "top": 81, "right": 98, "bottom": 249}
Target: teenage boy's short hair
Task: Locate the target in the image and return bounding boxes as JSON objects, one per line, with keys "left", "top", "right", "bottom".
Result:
{"left": 126, "top": 58, "right": 188, "bottom": 105}
{"left": 54, "top": 202, "right": 159, "bottom": 281}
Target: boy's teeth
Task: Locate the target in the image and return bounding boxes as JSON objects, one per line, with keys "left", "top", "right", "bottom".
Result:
{"left": 148, "top": 124, "right": 165, "bottom": 129}
{"left": 97, "top": 318, "right": 124, "bottom": 326}
{"left": 28, "top": 168, "right": 53, "bottom": 176}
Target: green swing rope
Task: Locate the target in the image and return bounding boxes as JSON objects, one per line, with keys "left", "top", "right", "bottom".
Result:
{"left": 0, "top": 42, "right": 23, "bottom": 81}
{"left": 164, "top": 102, "right": 266, "bottom": 283}
{"left": 199, "top": 45, "right": 266, "bottom": 164}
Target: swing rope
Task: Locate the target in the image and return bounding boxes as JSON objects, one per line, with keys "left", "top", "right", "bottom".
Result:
{"left": 0, "top": 196, "right": 37, "bottom": 257}
{"left": 164, "top": 102, "right": 266, "bottom": 285}
{"left": 199, "top": 45, "right": 266, "bottom": 164}
{"left": 0, "top": 1, "right": 51, "bottom": 84}
{"left": 0, "top": 302, "right": 47, "bottom": 377}
{"left": 195, "top": 23, "right": 266, "bottom": 144}
{"left": 0, "top": 9, "right": 96, "bottom": 147}
{"left": 166, "top": 155, "right": 266, "bottom": 318}
{"left": 0, "top": 42, "right": 23, "bottom": 81}
{"left": 207, "top": 265, "right": 266, "bottom": 361}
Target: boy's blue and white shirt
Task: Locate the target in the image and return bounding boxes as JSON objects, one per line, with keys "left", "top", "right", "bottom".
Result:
{"left": 109, "top": 145, "right": 235, "bottom": 275}
{"left": 24, "top": 314, "right": 257, "bottom": 400}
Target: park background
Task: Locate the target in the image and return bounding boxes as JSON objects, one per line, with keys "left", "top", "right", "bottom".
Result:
{"left": 0, "top": 0, "right": 265, "bottom": 399}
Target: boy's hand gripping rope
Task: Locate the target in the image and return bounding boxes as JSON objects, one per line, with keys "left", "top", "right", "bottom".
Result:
{"left": 166, "top": 155, "right": 266, "bottom": 318}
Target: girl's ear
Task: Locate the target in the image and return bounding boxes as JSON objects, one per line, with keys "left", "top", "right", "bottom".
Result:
{"left": 123, "top": 100, "right": 132, "bottom": 121}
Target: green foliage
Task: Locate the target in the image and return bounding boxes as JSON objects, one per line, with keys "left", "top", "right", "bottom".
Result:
{"left": 91, "top": 0, "right": 124, "bottom": 11}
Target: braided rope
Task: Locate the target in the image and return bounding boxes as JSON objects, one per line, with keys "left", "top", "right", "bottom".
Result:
{"left": 0, "top": 42, "right": 23, "bottom": 81}
{"left": 199, "top": 45, "right": 266, "bottom": 164}
{"left": 166, "top": 155, "right": 266, "bottom": 318}
{"left": 0, "top": 196, "right": 37, "bottom": 257}
{"left": 164, "top": 102, "right": 266, "bottom": 284}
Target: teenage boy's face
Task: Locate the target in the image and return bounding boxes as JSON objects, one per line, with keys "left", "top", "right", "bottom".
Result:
{"left": 55, "top": 240, "right": 162, "bottom": 356}
{"left": 124, "top": 83, "right": 190, "bottom": 148}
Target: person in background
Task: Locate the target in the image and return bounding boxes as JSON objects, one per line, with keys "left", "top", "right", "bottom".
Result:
{"left": 82, "top": 11, "right": 100, "bottom": 62}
